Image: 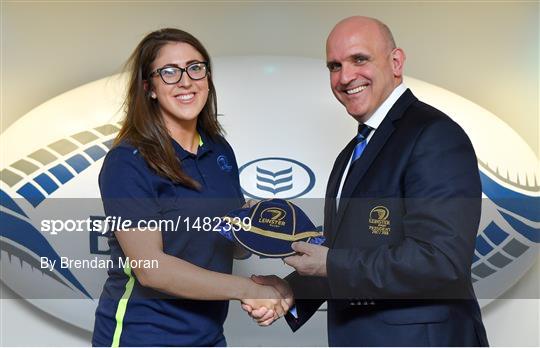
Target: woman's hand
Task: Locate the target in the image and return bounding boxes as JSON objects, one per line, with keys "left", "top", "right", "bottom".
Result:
{"left": 233, "top": 242, "right": 252, "bottom": 260}
{"left": 242, "top": 199, "right": 258, "bottom": 209}
{"left": 241, "top": 275, "right": 294, "bottom": 326}
{"left": 241, "top": 281, "right": 289, "bottom": 325}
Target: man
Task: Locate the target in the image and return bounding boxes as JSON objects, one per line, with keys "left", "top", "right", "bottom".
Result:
{"left": 245, "top": 16, "right": 488, "bottom": 346}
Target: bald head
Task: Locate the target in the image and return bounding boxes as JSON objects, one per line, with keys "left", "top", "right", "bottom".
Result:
{"left": 327, "top": 16, "right": 396, "bottom": 54}
{"left": 325, "top": 16, "right": 405, "bottom": 122}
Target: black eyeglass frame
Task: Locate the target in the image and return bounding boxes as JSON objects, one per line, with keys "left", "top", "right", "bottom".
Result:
{"left": 149, "top": 61, "right": 209, "bottom": 85}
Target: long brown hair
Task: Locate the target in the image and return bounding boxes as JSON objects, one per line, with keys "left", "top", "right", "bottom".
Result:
{"left": 114, "top": 28, "right": 223, "bottom": 189}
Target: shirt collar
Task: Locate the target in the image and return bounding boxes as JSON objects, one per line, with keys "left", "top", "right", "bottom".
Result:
{"left": 171, "top": 131, "right": 213, "bottom": 160}
{"left": 363, "top": 83, "right": 407, "bottom": 130}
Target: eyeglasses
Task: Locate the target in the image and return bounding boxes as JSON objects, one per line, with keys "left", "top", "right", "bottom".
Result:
{"left": 150, "top": 62, "right": 208, "bottom": 84}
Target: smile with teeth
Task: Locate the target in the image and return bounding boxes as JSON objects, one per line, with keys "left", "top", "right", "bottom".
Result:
{"left": 345, "top": 85, "right": 368, "bottom": 95}
{"left": 176, "top": 93, "right": 195, "bottom": 101}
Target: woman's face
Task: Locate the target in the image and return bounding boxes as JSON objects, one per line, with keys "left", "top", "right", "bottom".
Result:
{"left": 149, "top": 42, "right": 209, "bottom": 127}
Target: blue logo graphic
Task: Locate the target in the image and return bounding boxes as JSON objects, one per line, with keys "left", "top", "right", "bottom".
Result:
{"left": 0, "top": 124, "right": 119, "bottom": 299}
{"left": 256, "top": 166, "right": 293, "bottom": 194}
{"left": 217, "top": 155, "right": 232, "bottom": 172}
{"left": 470, "top": 167, "right": 539, "bottom": 283}
{"left": 239, "top": 157, "right": 316, "bottom": 200}
{"left": 1, "top": 191, "right": 92, "bottom": 298}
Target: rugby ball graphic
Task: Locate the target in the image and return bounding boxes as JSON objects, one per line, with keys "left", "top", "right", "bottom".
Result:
{"left": 1, "top": 57, "right": 538, "bottom": 331}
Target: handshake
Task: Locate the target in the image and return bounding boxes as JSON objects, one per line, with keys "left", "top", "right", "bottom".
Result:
{"left": 240, "top": 274, "right": 294, "bottom": 326}
{"left": 239, "top": 239, "right": 330, "bottom": 326}
{"left": 242, "top": 232, "right": 328, "bottom": 326}
{"left": 234, "top": 199, "right": 330, "bottom": 325}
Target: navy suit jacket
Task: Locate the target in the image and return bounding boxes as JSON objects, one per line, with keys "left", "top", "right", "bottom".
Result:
{"left": 285, "top": 89, "right": 489, "bottom": 346}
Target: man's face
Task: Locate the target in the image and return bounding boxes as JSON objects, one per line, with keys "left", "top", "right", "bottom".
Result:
{"left": 326, "top": 20, "right": 403, "bottom": 122}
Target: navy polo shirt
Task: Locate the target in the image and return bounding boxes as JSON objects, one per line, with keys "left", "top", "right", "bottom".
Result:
{"left": 92, "top": 133, "right": 245, "bottom": 347}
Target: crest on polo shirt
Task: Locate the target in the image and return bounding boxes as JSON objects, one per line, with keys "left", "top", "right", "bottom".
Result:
{"left": 217, "top": 154, "right": 232, "bottom": 172}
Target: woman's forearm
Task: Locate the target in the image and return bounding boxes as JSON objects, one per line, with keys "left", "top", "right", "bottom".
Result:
{"left": 135, "top": 252, "right": 256, "bottom": 301}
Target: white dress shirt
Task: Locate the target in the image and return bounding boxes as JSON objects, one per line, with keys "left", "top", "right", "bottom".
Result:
{"left": 336, "top": 84, "right": 407, "bottom": 208}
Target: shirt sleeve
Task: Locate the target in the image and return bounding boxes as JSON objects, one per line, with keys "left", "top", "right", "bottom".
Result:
{"left": 222, "top": 138, "right": 246, "bottom": 205}
{"left": 98, "top": 146, "right": 162, "bottom": 230}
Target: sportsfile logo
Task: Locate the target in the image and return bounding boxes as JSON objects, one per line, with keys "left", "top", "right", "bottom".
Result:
{"left": 2, "top": 129, "right": 537, "bottom": 301}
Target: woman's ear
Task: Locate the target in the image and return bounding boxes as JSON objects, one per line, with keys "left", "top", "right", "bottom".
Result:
{"left": 143, "top": 80, "right": 157, "bottom": 99}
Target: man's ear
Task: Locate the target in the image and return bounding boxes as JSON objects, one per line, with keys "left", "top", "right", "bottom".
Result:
{"left": 391, "top": 48, "right": 406, "bottom": 78}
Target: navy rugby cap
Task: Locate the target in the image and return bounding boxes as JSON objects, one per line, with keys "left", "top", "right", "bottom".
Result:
{"left": 217, "top": 199, "right": 325, "bottom": 258}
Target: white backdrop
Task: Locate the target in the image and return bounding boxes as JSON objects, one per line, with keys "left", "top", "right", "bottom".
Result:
{"left": 1, "top": 57, "right": 538, "bottom": 346}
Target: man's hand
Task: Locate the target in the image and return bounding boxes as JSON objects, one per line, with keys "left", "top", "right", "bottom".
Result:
{"left": 241, "top": 279, "right": 289, "bottom": 325}
{"left": 284, "top": 242, "right": 329, "bottom": 277}
{"left": 241, "top": 275, "right": 294, "bottom": 326}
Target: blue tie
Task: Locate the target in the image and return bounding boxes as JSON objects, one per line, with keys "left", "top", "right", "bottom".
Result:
{"left": 351, "top": 124, "right": 373, "bottom": 163}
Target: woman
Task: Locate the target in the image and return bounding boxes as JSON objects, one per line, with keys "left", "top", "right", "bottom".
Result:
{"left": 92, "top": 28, "right": 286, "bottom": 347}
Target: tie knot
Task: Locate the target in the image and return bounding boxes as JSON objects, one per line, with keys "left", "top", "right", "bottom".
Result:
{"left": 357, "top": 124, "right": 372, "bottom": 141}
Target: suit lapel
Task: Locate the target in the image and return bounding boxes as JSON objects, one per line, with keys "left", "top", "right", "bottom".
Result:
{"left": 330, "top": 89, "right": 417, "bottom": 247}
{"left": 323, "top": 138, "right": 356, "bottom": 245}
